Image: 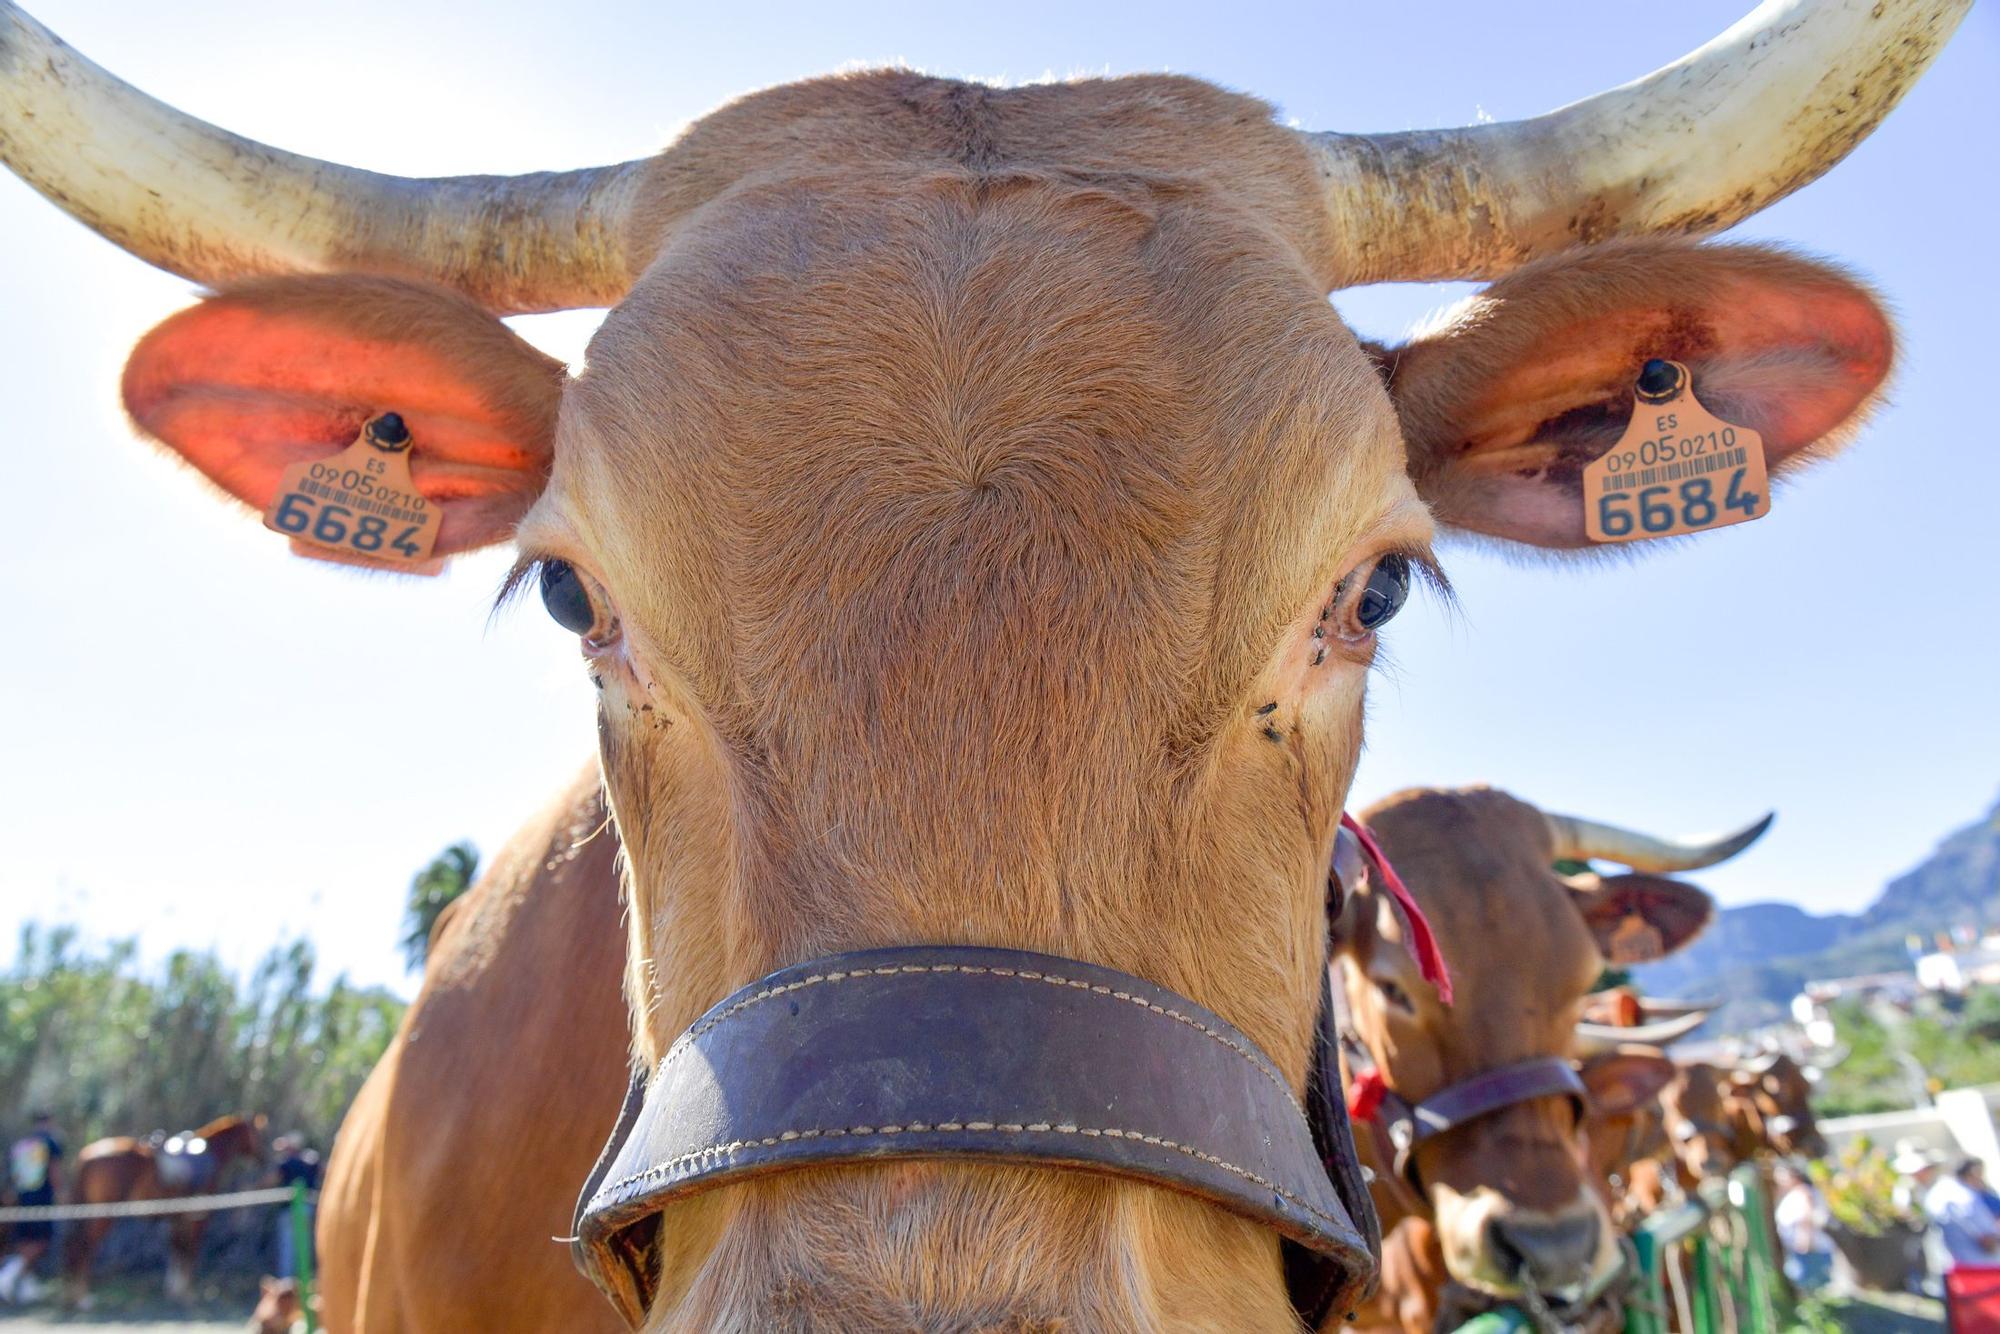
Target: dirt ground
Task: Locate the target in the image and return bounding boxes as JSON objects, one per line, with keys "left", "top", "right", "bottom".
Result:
{"left": 0, "top": 1275, "right": 259, "bottom": 1332}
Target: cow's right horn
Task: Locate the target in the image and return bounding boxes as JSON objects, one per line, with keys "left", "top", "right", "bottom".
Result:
{"left": 1298, "top": 0, "right": 1971, "bottom": 285}
{"left": 1545, "top": 811, "right": 1773, "bottom": 874}
{"left": 0, "top": 2, "right": 646, "bottom": 314}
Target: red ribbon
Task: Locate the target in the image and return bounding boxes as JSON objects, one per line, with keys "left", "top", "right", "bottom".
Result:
{"left": 1341, "top": 811, "right": 1453, "bottom": 1007}
{"left": 1347, "top": 1066, "right": 1388, "bottom": 1123}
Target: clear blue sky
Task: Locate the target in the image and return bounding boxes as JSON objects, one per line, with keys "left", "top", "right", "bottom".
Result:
{"left": 2, "top": 1, "right": 1994, "bottom": 997}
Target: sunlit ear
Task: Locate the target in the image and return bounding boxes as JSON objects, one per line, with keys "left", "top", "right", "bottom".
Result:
{"left": 1579, "top": 1047, "right": 1678, "bottom": 1118}
{"left": 1566, "top": 872, "right": 1713, "bottom": 965}
{"left": 123, "top": 275, "right": 566, "bottom": 562}
{"left": 1377, "top": 238, "right": 1893, "bottom": 548}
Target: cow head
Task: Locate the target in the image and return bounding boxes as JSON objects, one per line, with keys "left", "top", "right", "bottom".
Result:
{"left": 1661, "top": 1062, "right": 1756, "bottom": 1184}
{"left": 1335, "top": 788, "right": 1752, "bottom": 1301}
{"left": 0, "top": 0, "right": 1954, "bottom": 1325}
{"left": 1731, "top": 1054, "right": 1829, "bottom": 1159}
{"left": 1577, "top": 1047, "right": 1680, "bottom": 1227}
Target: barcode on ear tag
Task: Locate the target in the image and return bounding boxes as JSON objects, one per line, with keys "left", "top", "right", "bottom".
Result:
{"left": 1584, "top": 361, "right": 1770, "bottom": 543}
{"left": 261, "top": 414, "right": 442, "bottom": 570}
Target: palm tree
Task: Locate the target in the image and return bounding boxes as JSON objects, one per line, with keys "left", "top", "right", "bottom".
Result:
{"left": 402, "top": 842, "right": 479, "bottom": 971}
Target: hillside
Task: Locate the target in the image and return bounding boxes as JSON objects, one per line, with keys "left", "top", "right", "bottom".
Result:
{"left": 1632, "top": 791, "right": 2000, "bottom": 1032}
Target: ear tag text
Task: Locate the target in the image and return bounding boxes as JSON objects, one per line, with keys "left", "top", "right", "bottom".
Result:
{"left": 1583, "top": 360, "right": 1769, "bottom": 543}
{"left": 261, "top": 413, "right": 442, "bottom": 568}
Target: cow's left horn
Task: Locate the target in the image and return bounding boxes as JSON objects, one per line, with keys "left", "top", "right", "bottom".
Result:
{"left": 1297, "top": 0, "right": 1970, "bottom": 285}
{"left": 1573, "top": 1009, "right": 1712, "bottom": 1056}
{"left": 0, "top": 2, "right": 646, "bottom": 313}
{"left": 1545, "top": 811, "right": 1773, "bottom": 874}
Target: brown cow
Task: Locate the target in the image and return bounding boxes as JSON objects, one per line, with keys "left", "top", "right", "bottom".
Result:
{"left": 0, "top": 0, "right": 1958, "bottom": 1325}
{"left": 316, "top": 767, "right": 628, "bottom": 1334}
{"left": 1728, "top": 1054, "right": 1829, "bottom": 1161}
{"left": 1661, "top": 1063, "right": 1756, "bottom": 1187}
{"left": 1339, "top": 788, "right": 1750, "bottom": 1331}
{"left": 1659, "top": 1051, "right": 1827, "bottom": 1192}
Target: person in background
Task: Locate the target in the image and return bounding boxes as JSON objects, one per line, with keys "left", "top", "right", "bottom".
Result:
{"left": 1925, "top": 1156, "right": 2000, "bottom": 1270}
{"left": 0, "top": 1112, "right": 65, "bottom": 1303}
{"left": 1773, "top": 1160, "right": 1834, "bottom": 1289}
{"left": 1966, "top": 1159, "right": 2000, "bottom": 1220}
{"left": 265, "top": 1134, "right": 322, "bottom": 1279}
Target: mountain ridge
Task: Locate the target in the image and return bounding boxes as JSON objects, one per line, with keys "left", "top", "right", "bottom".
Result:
{"left": 1631, "top": 790, "right": 2000, "bottom": 1030}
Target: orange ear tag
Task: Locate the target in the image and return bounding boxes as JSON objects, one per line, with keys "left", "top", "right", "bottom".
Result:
{"left": 1583, "top": 360, "right": 1770, "bottom": 543}
{"left": 261, "top": 413, "right": 442, "bottom": 570}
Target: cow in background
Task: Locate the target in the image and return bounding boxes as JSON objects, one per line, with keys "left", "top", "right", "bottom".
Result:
{"left": 1341, "top": 788, "right": 1761, "bottom": 1332}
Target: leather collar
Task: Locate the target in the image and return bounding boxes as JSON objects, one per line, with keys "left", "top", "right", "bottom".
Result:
{"left": 573, "top": 945, "right": 1378, "bottom": 1328}
{"left": 1352, "top": 1055, "right": 1587, "bottom": 1191}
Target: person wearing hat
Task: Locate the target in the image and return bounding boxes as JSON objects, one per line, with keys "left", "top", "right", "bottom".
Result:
{"left": 1892, "top": 1139, "right": 1947, "bottom": 1213}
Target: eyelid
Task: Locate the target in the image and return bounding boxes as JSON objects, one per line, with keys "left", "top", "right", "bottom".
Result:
{"left": 1369, "top": 543, "right": 1453, "bottom": 612}
{"left": 491, "top": 555, "right": 545, "bottom": 617}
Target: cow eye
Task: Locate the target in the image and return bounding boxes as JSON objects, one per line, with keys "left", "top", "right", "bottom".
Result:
{"left": 1354, "top": 554, "right": 1411, "bottom": 631}
{"left": 1377, "top": 978, "right": 1415, "bottom": 1014}
{"left": 1331, "top": 553, "right": 1412, "bottom": 642}
{"left": 539, "top": 559, "right": 599, "bottom": 637}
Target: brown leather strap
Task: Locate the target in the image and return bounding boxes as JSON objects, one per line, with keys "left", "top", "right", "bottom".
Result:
{"left": 1383, "top": 1057, "right": 1587, "bottom": 1185}
{"left": 574, "top": 945, "right": 1375, "bottom": 1328}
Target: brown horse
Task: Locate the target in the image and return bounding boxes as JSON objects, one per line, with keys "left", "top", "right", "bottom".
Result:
{"left": 64, "top": 1113, "right": 266, "bottom": 1307}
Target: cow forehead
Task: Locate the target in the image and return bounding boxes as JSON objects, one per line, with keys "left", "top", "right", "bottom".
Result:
{"left": 1362, "top": 789, "right": 1600, "bottom": 1014}
{"left": 543, "top": 169, "right": 1411, "bottom": 713}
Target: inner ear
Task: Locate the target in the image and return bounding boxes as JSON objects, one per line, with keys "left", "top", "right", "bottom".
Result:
{"left": 1567, "top": 871, "right": 1713, "bottom": 965}
{"left": 122, "top": 274, "right": 567, "bottom": 560}
{"left": 1384, "top": 238, "right": 1893, "bottom": 549}
{"left": 1580, "top": 1050, "right": 1677, "bottom": 1118}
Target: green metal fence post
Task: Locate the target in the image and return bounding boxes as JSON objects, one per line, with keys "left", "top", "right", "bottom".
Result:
{"left": 1690, "top": 1233, "right": 1723, "bottom": 1334}
{"left": 1730, "top": 1167, "right": 1780, "bottom": 1334}
{"left": 290, "top": 1181, "right": 318, "bottom": 1334}
{"left": 1626, "top": 1229, "right": 1664, "bottom": 1334}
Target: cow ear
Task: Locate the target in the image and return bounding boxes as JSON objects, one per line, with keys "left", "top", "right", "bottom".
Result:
{"left": 1579, "top": 1048, "right": 1678, "bottom": 1118}
{"left": 1567, "top": 872, "right": 1713, "bottom": 965}
{"left": 1378, "top": 239, "right": 1893, "bottom": 549}
{"left": 122, "top": 275, "right": 566, "bottom": 562}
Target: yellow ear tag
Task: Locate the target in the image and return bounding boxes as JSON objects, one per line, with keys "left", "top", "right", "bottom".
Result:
{"left": 1583, "top": 360, "right": 1770, "bottom": 543}
{"left": 261, "top": 413, "right": 442, "bottom": 569}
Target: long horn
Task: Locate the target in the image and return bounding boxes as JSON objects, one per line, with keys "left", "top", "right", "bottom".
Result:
{"left": 1297, "top": 0, "right": 1970, "bottom": 285}
{"left": 1546, "top": 811, "right": 1773, "bottom": 874}
{"left": 1638, "top": 997, "right": 1724, "bottom": 1022}
{"left": 0, "top": 2, "right": 647, "bottom": 313}
{"left": 1573, "top": 1010, "right": 1712, "bottom": 1057}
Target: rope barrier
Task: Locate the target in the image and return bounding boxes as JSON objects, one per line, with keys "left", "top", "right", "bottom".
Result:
{"left": 0, "top": 1186, "right": 297, "bottom": 1222}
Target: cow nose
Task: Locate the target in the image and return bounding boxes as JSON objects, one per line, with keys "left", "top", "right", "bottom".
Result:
{"left": 1485, "top": 1211, "right": 1601, "bottom": 1290}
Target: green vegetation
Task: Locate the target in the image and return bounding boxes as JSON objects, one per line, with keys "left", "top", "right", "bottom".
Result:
{"left": 0, "top": 924, "right": 404, "bottom": 1148}
{"left": 400, "top": 840, "right": 480, "bottom": 971}
{"left": 1812, "top": 991, "right": 2000, "bottom": 1118}
{"left": 1808, "top": 1137, "right": 1922, "bottom": 1236}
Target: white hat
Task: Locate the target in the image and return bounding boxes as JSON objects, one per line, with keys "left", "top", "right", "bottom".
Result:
{"left": 1891, "top": 1139, "right": 1946, "bottom": 1175}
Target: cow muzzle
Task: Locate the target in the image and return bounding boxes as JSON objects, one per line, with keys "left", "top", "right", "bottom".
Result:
{"left": 1436, "top": 1182, "right": 1618, "bottom": 1299}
